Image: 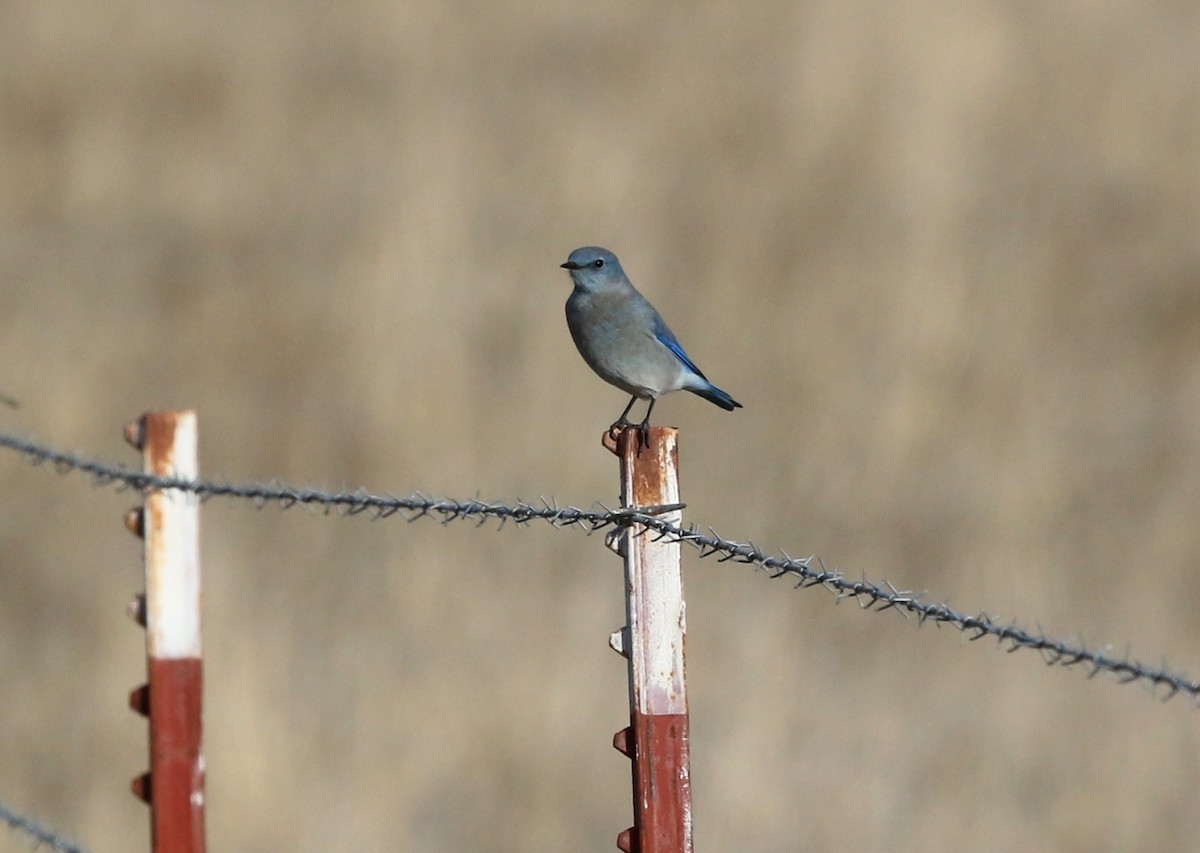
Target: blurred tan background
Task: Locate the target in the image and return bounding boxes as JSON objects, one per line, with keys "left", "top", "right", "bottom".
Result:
{"left": 2, "top": 1, "right": 1199, "bottom": 850}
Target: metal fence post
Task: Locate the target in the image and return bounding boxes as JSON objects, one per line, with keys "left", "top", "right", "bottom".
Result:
{"left": 125, "top": 411, "right": 207, "bottom": 853}
{"left": 604, "top": 426, "right": 693, "bottom": 853}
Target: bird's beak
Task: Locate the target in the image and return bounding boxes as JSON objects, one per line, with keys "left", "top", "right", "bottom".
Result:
{"left": 561, "top": 261, "right": 582, "bottom": 270}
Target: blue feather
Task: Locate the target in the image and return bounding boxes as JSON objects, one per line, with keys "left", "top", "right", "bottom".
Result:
{"left": 651, "top": 315, "right": 707, "bottom": 380}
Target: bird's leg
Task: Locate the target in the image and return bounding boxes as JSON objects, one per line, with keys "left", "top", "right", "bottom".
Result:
{"left": 608, "top": 396, "right": 641, "bottom": 444}
{"left": 608, "top": 396, "right": 638, "bottom": 434}
{"left": 633, "top": 399, "right": 655, "bottom": 451}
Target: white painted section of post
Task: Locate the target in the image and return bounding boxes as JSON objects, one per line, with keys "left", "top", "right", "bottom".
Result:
{"left": 621, "top": 430, "right": 687, "bottom": 716}
{"left": 145, "top": 411, "right": 202, "bottom": 660}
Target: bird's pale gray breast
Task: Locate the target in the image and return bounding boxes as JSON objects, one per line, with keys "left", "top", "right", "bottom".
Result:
{"left": 566, "top": 287, "right": 681, "bottom": 398}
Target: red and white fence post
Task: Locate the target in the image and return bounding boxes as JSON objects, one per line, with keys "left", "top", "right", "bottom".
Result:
{"left": 125, "top": 410, "right": 207, "bottom": 853}
{"left": 605, "top": 427, "right": 693, "bottom": 853}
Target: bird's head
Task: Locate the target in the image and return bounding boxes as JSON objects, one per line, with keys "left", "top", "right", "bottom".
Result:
{"left": 560, "top": 246, "right": 626, "bottom": 291}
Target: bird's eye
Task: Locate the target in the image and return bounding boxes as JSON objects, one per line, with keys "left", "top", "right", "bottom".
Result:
{"left": 592, "top": 259, "right": 605, "bottom": 268}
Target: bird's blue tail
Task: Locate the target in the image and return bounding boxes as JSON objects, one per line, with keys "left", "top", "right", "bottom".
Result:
{"left": 690, "top": 383, "right": 742, "bottom": 411}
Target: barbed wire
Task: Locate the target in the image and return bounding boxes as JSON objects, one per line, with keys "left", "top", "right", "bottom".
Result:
{"left": 1, "top": 430, "right": 1198, "bottom": 702}
{"left": 0, "top": 797, "right": 89, "bottom": 853}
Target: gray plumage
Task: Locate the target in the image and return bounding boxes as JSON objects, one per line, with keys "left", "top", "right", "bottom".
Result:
{"left": 561, "top": 246, "right": 741, "bottom": 437}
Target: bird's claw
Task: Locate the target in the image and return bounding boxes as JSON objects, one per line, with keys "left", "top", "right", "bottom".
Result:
{"left": 607, "top": 419, "right": 651, "bottom": 452}
{"left": 606, "top": 418, "right": 632, "bottom": 443}
{"left": 604, "top": 419, "right": 652, "bottom": 453}
{"left": 635, "top": 420, "right": 651, "bottom": 451}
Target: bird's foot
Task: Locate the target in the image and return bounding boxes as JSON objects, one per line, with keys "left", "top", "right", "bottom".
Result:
{"left": 634, "top": 418, "right": 651, "bottom": 451}
{"left": 609, "top": 422, "right": 652, "bottom": 452}
{"left": 607, "top": 418, "right": 651, "bottom": 452}
{"left": 606, "top": 417, "right": 633, "bottom": 442}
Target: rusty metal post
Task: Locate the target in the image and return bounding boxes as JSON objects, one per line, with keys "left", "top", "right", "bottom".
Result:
{"left": 125, "top": 411, "right": 207, "bottom": 853}
{"left": 604, "top": 426, "right": 693, "bottom": 853}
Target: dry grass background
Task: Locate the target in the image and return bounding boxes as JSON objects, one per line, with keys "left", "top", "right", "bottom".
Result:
{"left": 2, "top": 2, "right": 1199, "bottom": 850}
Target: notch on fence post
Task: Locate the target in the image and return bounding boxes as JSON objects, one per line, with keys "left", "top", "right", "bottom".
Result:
{"left": 604, "top": 426, "right": 693, "bottom": 853}
{"left": 125, "top": 410, "right": 207, "bottom": 853}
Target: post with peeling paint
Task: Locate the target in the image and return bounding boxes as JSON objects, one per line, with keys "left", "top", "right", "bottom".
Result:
{"left": 125, "top": 411, "right": 207, "bottom": 853}
{"left": 604, "top": 427, "right": 693, "bottom": 853}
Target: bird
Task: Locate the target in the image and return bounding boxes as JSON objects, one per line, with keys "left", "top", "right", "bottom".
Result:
{"left": 561, "top": 246, "right": 741, "bottom": 446}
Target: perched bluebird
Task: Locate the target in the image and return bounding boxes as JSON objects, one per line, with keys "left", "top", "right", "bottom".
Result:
{"left": 561, "top": 246, "right": 741, "bottom": 444}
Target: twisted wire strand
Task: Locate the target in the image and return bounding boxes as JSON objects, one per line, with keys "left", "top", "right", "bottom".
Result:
{"left": 2, "top": 430, "right": 1196, "bottom": 701}
{"left": 0, "top": 797, "right": 89, "bottom": 853}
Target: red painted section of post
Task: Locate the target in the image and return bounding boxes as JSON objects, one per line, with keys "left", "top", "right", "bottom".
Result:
{"left": 605, "top": 426, "right": 693, "bottom": 853}
{"left": 126, "top": 411, "right": 206, "bottom": 853}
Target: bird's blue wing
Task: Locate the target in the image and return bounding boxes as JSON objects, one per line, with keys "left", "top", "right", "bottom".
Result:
{"left": 651, "top": 314, "right": 708, "bottom": 380}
